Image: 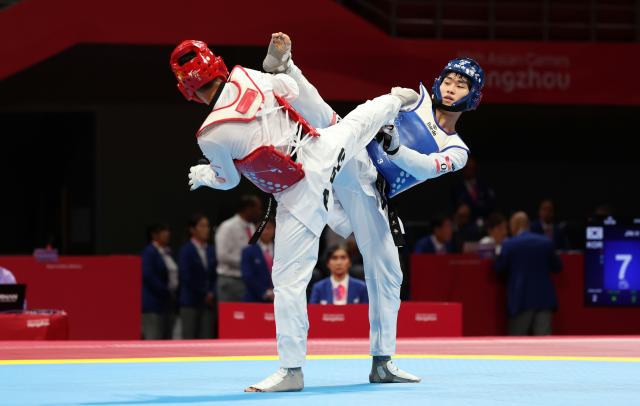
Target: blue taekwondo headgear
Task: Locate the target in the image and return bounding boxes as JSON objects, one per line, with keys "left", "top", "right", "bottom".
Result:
{"left": 432, "top": 57, "right": 484, "bottom": 112}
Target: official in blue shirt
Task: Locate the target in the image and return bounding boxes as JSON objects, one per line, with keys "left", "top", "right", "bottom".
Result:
{"left": 179, "top": 213, "right": 217, "bottom": 339}
{"left": 310, "top": 245, "right": 368, "bottom": 305}
{"left": 494, "top": 211, "right": 563, "bottom": 336}
{"left": 241, "top": 219, "right": 275, "bottom": 302}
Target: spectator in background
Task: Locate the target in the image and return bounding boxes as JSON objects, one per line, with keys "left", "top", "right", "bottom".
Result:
{"left": 479, "top": 212, "right": 509, "bottom": 255}
{"left": 494, "top": 211, "right": 563, "bottom": 336}
{"left": 179, "top": 213, "right": 217, "bottom": 339}
{"left": 452, "top": 156, "right": 496, "bottom": 224}
{"left": 310, "top": 245, "right": 368, "bottom": 305}
{"left": 141, "top": 223, "right": 178, "bottom": 339}
{"left": 530, "top": 199, "right": 568, "bottom": 250}
{"left": 321, "top": 228, "right": 364, "bottom": 280}
{"left": 241, "top": 219, "right": 275, "bottom": 302}
{"left": 215, "top": 195, "right": 263, "bottom": 302}
{"left": 414, "top": 214, "right": 454, "bottom": 254}
{"left": 452, "top": 203, "right": 482, "bottom": 252}
{"left": 0, "top": 266, "right": 16, "bottom": 284}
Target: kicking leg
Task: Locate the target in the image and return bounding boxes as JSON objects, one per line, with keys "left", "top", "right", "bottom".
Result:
{"left": 263, "top": 32, "right": 336, "bottom": 129}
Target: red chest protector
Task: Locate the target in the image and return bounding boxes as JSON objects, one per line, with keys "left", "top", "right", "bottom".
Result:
{"left": 197, "top": 66, "right": 319, "bottom": 194}
{"left": 234, "top": 145, "right": 305, "bottom": 194}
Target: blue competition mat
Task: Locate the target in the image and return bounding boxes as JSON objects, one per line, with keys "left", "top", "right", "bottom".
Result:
{"left": 2, "top": 357, "right": 640, "bottom": 406}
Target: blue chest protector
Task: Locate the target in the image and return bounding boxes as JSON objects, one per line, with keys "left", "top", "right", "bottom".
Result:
{"left": 367, "top": 83, "right": 461, "bottom": 198}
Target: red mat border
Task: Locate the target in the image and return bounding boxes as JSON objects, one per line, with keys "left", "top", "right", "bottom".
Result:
{"left": 2, "top": 336, "right": 640, "bottom": 360}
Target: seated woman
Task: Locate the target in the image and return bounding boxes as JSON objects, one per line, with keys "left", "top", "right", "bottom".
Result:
{"left": 310, "top": 245, "right": 368, "bottom": 305}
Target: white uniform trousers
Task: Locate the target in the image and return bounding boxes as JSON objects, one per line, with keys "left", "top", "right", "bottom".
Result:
{"left": 287, "top": 63, "right": 403, "bottom": 356}
{"left": 332, "top": 155, "right": 403, "bottom": 356}
{"left": 271, "top": 92, "right": 401, "bottom": 367}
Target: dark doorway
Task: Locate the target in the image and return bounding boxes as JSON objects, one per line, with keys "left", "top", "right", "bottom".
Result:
{"left": 0, "top": 112, "right": 96, "bottom": 254}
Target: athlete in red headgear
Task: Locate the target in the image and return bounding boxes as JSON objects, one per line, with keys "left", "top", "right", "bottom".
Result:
{"left": 170, "top": 39, "right": 419, "bottom": 392}
{"left": 170, "top": 40, "right": 229, "bottom": 104}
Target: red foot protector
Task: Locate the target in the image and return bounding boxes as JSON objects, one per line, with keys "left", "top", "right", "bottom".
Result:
{"left": 234, "top": 146, "right": 305, "bottom": 194}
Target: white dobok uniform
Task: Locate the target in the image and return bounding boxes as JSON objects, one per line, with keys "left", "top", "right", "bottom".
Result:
{"left": 285, "top": 65, "right": 469, "bottom": 357}
{"left": 195, "top": 65, "right": 402, "bottom": 367}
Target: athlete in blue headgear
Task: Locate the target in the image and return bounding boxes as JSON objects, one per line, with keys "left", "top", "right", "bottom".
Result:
{"left": 369, "top": 57, "right": 485, "bottom": 197}
{"left": 251, "top": 32, "right": 484, "bottom": 392}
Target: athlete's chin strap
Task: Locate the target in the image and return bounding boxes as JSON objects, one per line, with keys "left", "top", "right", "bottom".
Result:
{"left": 432, "top": 97, "right": 467, "bottom": 113}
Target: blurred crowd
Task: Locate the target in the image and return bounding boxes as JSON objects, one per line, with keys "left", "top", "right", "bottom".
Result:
{"left": 140, "top": 158, "right": 612, "bottom": 339}
{"left": 140, "top": 192, "right": 376, "bottom": 340}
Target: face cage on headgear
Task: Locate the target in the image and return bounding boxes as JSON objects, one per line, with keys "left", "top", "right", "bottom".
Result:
{"left": 170, "top": 40, "right": 229, "bottom": 104}
{"left": 431, "top": 57, "right": 484, "bottom": 112}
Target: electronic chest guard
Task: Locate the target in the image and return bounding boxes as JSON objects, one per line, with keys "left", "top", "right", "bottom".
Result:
{"left": 366, "top": 83, "right": 469, "bottom": 198}
{"left": 196, "top": 66, "right": 318, "bottom": 194}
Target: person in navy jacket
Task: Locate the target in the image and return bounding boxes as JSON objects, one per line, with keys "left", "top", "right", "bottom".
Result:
{"left": 494, "top": 211, "right": 563, "bottom": 336}
{"left": 414, "top": 214, "right": 455, "bottom": 254}
{"left": 310, "top": 245, "right": 368, "bottom": 305}
{"left": 179, "top": 213, "right": 217, "bottom": 338}
{"left": 241, "top": 219, "right": 275, "bottom": 302}
{"left": 141, "top": 223, "right": 178, "bottom": 339}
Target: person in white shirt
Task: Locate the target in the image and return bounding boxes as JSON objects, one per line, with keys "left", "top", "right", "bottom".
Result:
{"left": 215, "top": 195, "right": 263, "bottom": 302}
{"left": 170, "top": 40, "right": 417, "bottom": 392}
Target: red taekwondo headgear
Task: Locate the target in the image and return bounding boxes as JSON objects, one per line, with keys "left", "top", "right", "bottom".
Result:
{"left": 170, "top": 40, "right": 229, "bottom": 104}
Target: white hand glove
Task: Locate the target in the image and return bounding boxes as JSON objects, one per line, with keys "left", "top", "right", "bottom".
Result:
{"left": 377, "top": 124, "right": 400, "bottom": 155}
{"left": 188, "top": 164, "right": 218, "bottom": 191}
{"left": 391, "top": 87, "right": 420, "bottom": 110}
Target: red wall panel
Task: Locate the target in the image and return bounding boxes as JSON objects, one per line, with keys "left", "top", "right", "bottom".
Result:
{"left": 1, "top": 0, "right": 639, "bottom": 105}
{"left": 0, "top": 256, "right": 141, "bottom": 340}
{"left": 218, "top": 302, "right": 462, "bottom": 339}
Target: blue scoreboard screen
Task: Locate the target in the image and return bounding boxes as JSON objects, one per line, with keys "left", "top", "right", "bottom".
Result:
{"left": 585, "top": 217, "right": 640, "bottom": 306}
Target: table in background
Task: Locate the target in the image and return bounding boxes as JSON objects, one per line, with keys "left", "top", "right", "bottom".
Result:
{"left": 0, "top": 256, "right": 140, "bottom": 340}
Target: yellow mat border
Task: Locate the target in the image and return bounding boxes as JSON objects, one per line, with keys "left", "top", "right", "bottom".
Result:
{"left": 2, "top": 354, "right": 640, "bottom": 365}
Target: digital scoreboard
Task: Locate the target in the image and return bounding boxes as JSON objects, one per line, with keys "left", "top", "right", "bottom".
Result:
{"left": 585, "top": 217, "right": 640, "bottom": 306}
